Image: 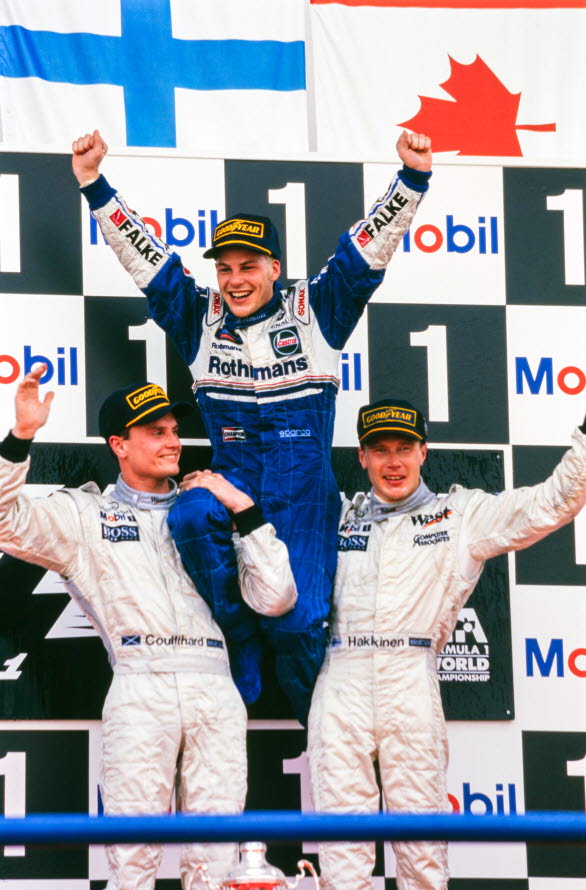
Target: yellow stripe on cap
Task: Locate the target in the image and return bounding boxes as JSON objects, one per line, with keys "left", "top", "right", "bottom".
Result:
{"left": 213, "top": 239, "right": 272, "bottom": 255}
{"left": 125, "top": 401, "right": 171, "bottom": 428}
{"left": 359, "top": 424, "right": 424, "bottom": 441}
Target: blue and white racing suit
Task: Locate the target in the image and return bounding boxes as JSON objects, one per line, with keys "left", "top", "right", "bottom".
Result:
{"left": 82, "top": 166, "right": 430, "bottom": 723}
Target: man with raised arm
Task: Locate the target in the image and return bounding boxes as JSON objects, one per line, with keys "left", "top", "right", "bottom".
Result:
{"left": 72, "top": 130, "right": 432, "bottom": 723}
{"left": 308, "top": 397, "right": 586, "bottom": 890}
{"left": 0, "top": 366, "right": 296, "bottom": 890}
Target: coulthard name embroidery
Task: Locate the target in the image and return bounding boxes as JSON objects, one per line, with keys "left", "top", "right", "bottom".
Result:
{"left": 125, "top": 635, "right": 225, "bottom": 647}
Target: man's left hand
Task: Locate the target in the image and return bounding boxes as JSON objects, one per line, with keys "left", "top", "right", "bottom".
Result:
{"left": 13, "top": 364, "right": 55, "bottom": 440}
{"left": 397, "top": 130, "right": 432, "bottom": 172}
{"left": 180, "top": 469, "right": 254, "bottom": 514}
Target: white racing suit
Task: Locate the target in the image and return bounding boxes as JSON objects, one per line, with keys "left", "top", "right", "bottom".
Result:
{"left": 0, "top": 436, "right": 297, "bottom": 890}
{"left": 308, "top": 428, "right": 586, "bottom": 890}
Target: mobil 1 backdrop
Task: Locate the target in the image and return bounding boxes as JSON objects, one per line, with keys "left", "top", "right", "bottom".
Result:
{"left": 0, "top": 150, "right": 585, "bottom": 887}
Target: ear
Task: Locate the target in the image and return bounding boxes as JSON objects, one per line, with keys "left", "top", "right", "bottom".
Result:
{"left": 420, "top": 443, "right": 428, "bottom": 466}
{"left": 270, "top": 258, "right": 281, "bottom": 282}
{"left": 358, "top": 445, "right": 367, "bottom": 470}
{"left": 108, "top": 434, "right": 128, "bottom": 460}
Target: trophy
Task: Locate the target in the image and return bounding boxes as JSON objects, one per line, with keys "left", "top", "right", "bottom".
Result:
{"left": 195, "top": 840, "right": 319, "bottom": 889}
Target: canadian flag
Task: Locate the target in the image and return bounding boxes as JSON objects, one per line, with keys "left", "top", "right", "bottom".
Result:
{"left": 309, "top": 0, "right": 586, "bottom": 163}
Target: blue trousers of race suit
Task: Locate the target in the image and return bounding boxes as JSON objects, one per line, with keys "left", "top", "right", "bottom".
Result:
{"left": 167, "top": 473, "right": 339, "bottom": 726}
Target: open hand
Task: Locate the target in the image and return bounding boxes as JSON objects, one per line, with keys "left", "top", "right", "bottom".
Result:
{"left": 12, "top": 364, "right": 55, "bottom": 439}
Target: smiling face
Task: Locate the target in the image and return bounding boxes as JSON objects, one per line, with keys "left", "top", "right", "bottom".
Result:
{"left": 108, "top": 413, "right": 181, "bottom": 493}
{"left": 215, "top": 247, "right": 280, "bottom": 318}
{"left": 358, "top": 434, "right": 427, "bottom": 502}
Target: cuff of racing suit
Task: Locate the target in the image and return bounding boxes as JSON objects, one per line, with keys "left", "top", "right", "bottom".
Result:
{"left": 0, "top": 431, "right": 33, "bottom": 462}
{"left": 398, "top": 166, "right": 432, "bottom": 193}
{"left": 80, "top": 173, "right": 117, "bottom": 210}
{"left": 232, "top": 504, "right": 266, "bottom": 536}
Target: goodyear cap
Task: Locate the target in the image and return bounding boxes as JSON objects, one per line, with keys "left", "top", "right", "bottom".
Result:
{"left": 98, "top": 382, "right": 193, "bottom": 441}
{"left": 357, "top": 398, "right": 427, "bottom": 445}
{"left": 203, "top": 212, "right": 281, "bottom": 259}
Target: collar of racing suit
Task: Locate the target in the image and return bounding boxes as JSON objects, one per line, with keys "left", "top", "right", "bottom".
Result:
{"left": 223, "top": 281, "right": 283, "bottom": 330}
{"left": 112, "top": 474, "right": 178, "bottom": 511}
{"left": 358, "top": 480, "right": 436, "bottom": 522}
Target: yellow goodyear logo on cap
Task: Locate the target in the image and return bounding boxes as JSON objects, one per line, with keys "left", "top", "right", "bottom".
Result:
{"left": 214, "top": 219, "right": 264, "bottom": 242}
{"left": 126, "top": 384, "right": 169, "bottom": 411}
{"left": 362, "top": 406, "right": 417, "bottom": 429}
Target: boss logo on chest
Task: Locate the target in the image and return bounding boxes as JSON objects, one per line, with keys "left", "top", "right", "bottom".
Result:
{"left": 338, "top": 521, "right": 372, "bottom": 552}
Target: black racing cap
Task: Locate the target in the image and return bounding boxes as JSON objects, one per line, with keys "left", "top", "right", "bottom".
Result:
{"left": 98, "top": 382, "right": 193, "bottom": 441}
{"left": 203, "top": 212, "right": 281, "bottom": 260}
{"left": 357, "top": 398, "right": 427, "bottom": 445}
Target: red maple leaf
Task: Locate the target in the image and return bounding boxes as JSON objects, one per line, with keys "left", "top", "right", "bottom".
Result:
{"left": 399, "top": 55, "right": 556, "bottom": 156}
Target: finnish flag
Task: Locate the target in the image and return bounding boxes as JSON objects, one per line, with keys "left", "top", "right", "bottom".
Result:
{"left": 0, "top": 0, "right": 308, "bottom": 152}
